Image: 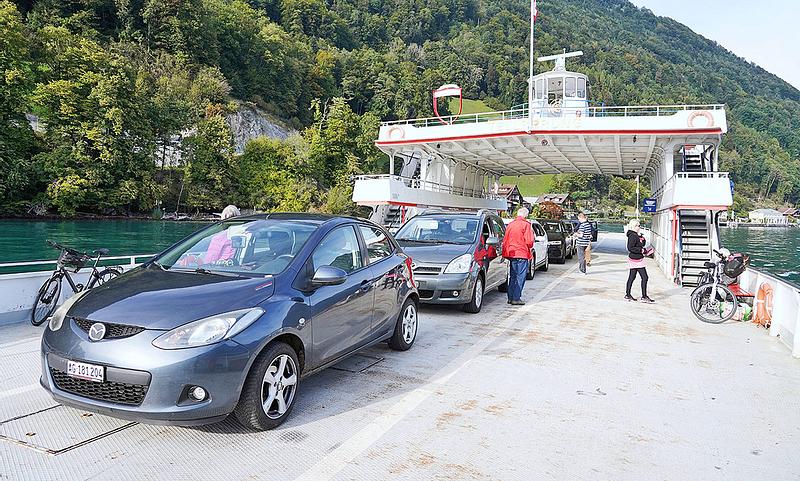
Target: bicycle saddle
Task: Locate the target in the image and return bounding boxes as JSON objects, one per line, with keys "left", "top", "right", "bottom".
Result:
{"left": 703, "top": 261, "right": 716, "bottom": 269}
{"left": 93, "top": 248, "right": 110, "bottom": 255}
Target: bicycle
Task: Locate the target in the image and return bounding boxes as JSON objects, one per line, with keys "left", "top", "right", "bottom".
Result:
{"left": 30, "top": 241, "right": 122, "bottom": 326}
{"left": 689, "top": 249, "right": 748, "bottom": 324}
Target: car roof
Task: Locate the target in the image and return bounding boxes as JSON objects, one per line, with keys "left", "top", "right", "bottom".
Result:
{"left": 414, "top": 211, "right": 488, "bottom": 218}
{"left": 237, "top": 213, "right": 387, "bottom": 230}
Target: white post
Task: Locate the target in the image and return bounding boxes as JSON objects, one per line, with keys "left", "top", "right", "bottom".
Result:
{"left": 636, "top": 174, "right": 640, "bottom": 219}
{"left": 527, "top": 0, "right": 536, "bottom": 132}
{"left": 793, "top": 291, "right": 800, "bottom": 358}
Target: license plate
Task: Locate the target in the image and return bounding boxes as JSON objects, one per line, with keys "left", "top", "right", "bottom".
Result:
{"left": 66, "top": 360, "right": 105, "bottom": 382}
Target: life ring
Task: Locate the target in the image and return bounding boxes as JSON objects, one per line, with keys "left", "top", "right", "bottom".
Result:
{"left": 753, "top": 283, "right": 773, "bottom": 328}
{"left": 387, "top": 126, "right": 405, "bottom": 140}
{"left": 687, "top": 110, "right": 714, "bottom": 128}
{"left": 575, "top": 109, "right": 582, "bottom": 117}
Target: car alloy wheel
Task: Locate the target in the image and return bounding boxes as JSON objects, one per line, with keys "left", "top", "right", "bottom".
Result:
{"left": 261, "top": 354, "right": 298, "bottom": 420}
{"left": 474, "top": 277, "right": 483, "bottom": 308}
{"left": 389, "top": 298, "right": 418, "bottom": 350}
{"left": 401, "top": 303, "right": 417, "bottom": 344}
{"left": 234, "top": 342, "right": 300, "bottom": 430}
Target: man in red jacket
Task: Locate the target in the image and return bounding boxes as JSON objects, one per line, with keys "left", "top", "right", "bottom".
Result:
{"left": 502, "top": 207, "right": 534, "bottom": 305}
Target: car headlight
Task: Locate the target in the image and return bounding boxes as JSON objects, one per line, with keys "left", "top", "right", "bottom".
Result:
{"left": 152, "top": 308, "right": 264, "bottom": 350}
{"left": 48, "top": 290, "right": 89, "bottom": 332}
{"left": 548, "top": 240, "right": 562, "bottom": 246}
{"left": 444, "top": 254, "right": 473, "bottom": 274}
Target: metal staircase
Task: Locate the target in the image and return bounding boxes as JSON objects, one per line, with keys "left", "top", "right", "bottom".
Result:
{"left": 683, "top": 152, "right": 703, "bottom": 172}
{"left": 679, "top": 210, "right": 711, "bottom": 286}
{"left": 369, "top": 153, "right": 421, "bottom": 228}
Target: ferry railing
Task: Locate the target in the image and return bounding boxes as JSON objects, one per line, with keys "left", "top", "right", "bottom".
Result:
{"left": 381, "top": 104, "right": 725, "bottom": 127}
{"left": 354, "top": 174, "right": 503, "bottom": 200}
{"left": 0, "top": 254, "right": 156, "bottom": 325}
{"left": 0, "top": 254, "right": 155, "bottom": 275}
{"left": 652, "top": 172, "right": 730, "bottom": 200}
{"left": 737, "top": 266, "right": 800, "bottom": 358}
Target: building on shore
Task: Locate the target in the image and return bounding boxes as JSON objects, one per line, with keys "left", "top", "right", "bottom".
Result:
{"left": 749, "top": 208, "right": 788, "bottom": 224}
{"left": 497, "top": 184, "right": 523, "bottom": 215}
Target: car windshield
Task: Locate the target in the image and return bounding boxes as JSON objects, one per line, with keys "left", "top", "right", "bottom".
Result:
{"left": 155, "top": 218, "right": 317, "bottom": 275}
{"left": 542, "top": 222, "right": 562, "bottom": 233}
{"left": 395, "top": 216, "right": 479, "bottom": 245}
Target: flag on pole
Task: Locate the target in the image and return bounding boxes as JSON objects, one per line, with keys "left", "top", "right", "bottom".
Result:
{"left": 532, "top": 0, "right": 538, "bottom": 20}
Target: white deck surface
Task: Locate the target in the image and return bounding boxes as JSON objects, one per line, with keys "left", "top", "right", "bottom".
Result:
{"left": 1, "top": 233, "right": 798, "bottom": 480}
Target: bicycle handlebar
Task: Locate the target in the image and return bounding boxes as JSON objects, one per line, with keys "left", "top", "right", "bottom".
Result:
{"left": 46, "top": 240, "right": 106, "bottom": 261}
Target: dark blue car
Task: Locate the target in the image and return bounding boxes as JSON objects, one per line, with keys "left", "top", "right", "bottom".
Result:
{"left": 41, "top": 214, "right": 418, "bottom": 430}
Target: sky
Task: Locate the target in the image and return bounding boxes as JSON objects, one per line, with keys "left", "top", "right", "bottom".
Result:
{"left": 628, "top": 0, "right": 800, "bottom": 89}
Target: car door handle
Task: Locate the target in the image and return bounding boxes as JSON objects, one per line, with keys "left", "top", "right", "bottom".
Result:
{"left": 360, "top": 280, "right": 374, "bottom": 292}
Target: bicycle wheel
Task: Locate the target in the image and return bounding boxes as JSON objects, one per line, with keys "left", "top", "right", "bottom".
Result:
{"left": 31, "top": 277, "right": 61, "bottom": 326}
{"left": 86, "top": 268, "right": 121, "bottom": 289}
{"left": 690, "top": 283, "right": 738, "bottom": 324}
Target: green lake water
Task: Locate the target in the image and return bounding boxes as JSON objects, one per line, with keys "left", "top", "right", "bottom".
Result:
{"left": 1, "top": 219, "right": 798, "bottom": 287}
{"left": 0, "top": 219, "right": 210, "bottom": 266}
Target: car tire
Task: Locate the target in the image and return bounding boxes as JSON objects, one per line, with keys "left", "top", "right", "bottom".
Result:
{"left": 526, "top": 256, "right": 536, "bottom": 280}
{"left": 234, "top": 341, "right": 300, "bottom": 431}
{"left": 388, "top": 298, "right": 418, "bottom": 351}
{"left": 463, "top": 275, "right": 484, "bottom": 313}
{"left": 538, "top": 255, "right": 549, "bottom": 272}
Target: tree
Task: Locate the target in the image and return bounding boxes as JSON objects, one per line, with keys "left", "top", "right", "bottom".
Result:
{"left": 184, "top": 104, "right": 238, "bottom": 211}
{"left": 0, "top": 1, "right": 37, "bottom": 210}
{"left": 239, "top": 135, "right": 318, "bottom": 211}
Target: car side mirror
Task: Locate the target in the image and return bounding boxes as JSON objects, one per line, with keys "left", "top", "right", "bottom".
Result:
{"left": 486, "top": 236, "right": 500, "bottom": 247}
{"left": 311, "top": 265, "right": 348, "bottom": 287}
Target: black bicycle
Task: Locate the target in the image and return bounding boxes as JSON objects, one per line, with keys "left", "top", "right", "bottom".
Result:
{"left": 30, "top": 241, "right": 122, "bottom": 326}
{"left": 689, "top": 249, "right": 749, "bottom": 324}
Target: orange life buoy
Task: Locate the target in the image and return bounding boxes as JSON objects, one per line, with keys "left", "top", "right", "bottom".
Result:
{"left": 387, "top": 126, "right": 405, "bottom": 140}
{"left": 753, "top": 283, "right": 773, "bottom": 328}
{"left": 687, "top": 110, "right": 715, "bottom": 128}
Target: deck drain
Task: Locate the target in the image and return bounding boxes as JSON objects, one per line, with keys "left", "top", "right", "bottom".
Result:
{"left": 0, "top": 405, "right": 136, "bottom": 455}
{"left": 330, "top": 354, "right": 384, "bottom": 373}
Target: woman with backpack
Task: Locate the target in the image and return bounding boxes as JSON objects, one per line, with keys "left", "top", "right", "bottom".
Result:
{"left": 625, "top": 219, "right": 655, "bottom": 303}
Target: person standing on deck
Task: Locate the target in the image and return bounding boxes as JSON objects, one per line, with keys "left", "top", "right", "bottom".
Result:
{"left": 624, "top": 219, "right": 655, "bottom": 303}
{"left": 575, "top": 213, "right": 593, "bottom": 274}
{"left": 502, "top": 207, "right": 534, "bottom": 306}
{"left": 204, "top": 205, "right": 240, "bottom": 264}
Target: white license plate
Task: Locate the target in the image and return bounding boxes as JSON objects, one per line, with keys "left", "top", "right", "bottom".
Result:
{"left": 66, "top": 360, "right": 105, "bottom": 382}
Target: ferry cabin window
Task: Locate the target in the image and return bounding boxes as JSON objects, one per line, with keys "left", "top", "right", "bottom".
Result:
{"left": 535, "top": 79, "right": 544, "bottom": 99}
{"left": 548, "top": 77, "right": 564, "bottom": 104}
{"left": 577, "top": 78, "right": 586, "bottom": 98}
{"left": 565, "top": 77, "right": 576, "bottom": 98}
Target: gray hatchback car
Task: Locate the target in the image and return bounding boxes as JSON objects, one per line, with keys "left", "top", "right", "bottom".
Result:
{"left": 393, "top": 210, "right": 507, "bottom": 314}
{"left": 40, "top": 214, "right": 418, "bottom": 430}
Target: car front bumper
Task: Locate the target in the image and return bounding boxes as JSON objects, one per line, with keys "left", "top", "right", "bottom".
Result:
{"left": 413, "top": 271, "right": 477, "bottom": 304}
{"left": 40, "top": 319, "right": 254, "bottom": 425}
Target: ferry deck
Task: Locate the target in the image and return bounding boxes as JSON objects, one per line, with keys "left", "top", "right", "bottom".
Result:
{"left": 2, "top": 233, "right": 799, "bottom": 480}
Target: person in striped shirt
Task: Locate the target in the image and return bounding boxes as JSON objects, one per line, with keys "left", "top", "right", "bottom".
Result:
{"left": 575, "top": 213, "right": 593, "bottom": 274}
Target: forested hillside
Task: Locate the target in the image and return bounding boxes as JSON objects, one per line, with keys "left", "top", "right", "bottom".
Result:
{"left": 1, "top": 0, "right": 799, "bottom": 216}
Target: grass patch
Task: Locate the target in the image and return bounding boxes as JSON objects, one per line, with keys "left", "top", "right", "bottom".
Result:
{"left": 500, "top": 174, "right": 555, "bottom": 196}
{"left": 448, "top": 98, "right": 492, "bottom": 115}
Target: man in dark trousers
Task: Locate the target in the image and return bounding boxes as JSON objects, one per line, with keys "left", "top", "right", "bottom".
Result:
{"left": 502, "top": 207, "right": 534, "bottom": 305}
{"left": 576, "top": 212, "right": 593, "bottom": 274}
